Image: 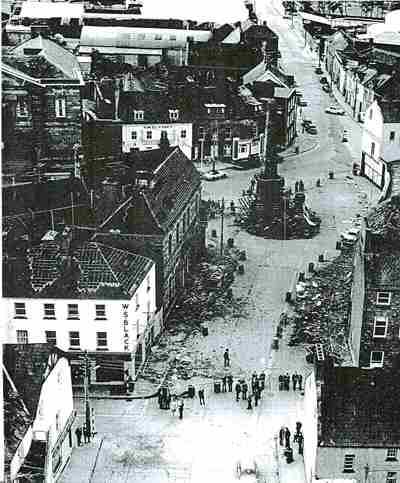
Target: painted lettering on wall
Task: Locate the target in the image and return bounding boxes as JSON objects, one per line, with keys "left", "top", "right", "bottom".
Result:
{"left": 122, "top": 304, "right": 130, "bottom": 351}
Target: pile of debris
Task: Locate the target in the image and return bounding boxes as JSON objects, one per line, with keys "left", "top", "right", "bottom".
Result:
{"left": 366, "top": 194, "right": 400, "bottom": 241}
{"left": 287, "top": 251, "right": 354, "bottom": 364}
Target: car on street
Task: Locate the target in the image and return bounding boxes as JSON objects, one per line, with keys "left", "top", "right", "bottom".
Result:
{"left": 325, "top": 106, "right": 345, "bottom": 115}
{"left": 322, "top": 84, "right": 331, "bottom": 93}
{"left": 314, "top": 66, "right": 323, "bottom": 74}
{"left": 305, "top": 123, "right": 318, "bottom": 134}
{"left": 298, "top": 100, "right": 308, "bottom": 107}
{"left": 236, "top": 457, "right": 259, "bottom": 481}
{"left": 319, "top": 76, "right": 328, "bottom": 85}
{"left": 340, "top": 228, "right": 360, "bottom": 247}
{"left": 202, "top": 170, "right": 228, "bottom": 181}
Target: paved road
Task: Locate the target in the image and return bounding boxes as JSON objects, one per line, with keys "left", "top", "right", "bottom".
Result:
{"left": 62, "top": 4, "right": 381, "bottom": 483}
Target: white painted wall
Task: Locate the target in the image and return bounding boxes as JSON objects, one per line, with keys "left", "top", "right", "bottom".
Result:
{"left": 10, "top": 426, "right": 33, "bottom": 482}
{"left": 303, "top": 370, "right": 318, "bottom": 483}
{"left": 382, "top": 122, "right": 400, "bottom": 162}
{"left": 122, "top": 122, "right": 193, "bottom": 159}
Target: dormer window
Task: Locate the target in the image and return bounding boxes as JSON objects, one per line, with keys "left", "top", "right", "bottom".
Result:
{"left": 376, "top": 292, "right": 391, "bottom": 306}
{"left": 134, "top": 110, "right": 144, "bottom": 121}
{"left": 169, "top": 109, "right": 179, "bottom": 121}
{"left": 55, "top": 98, "right": 66, "bottom": 118}
{"left": 16, "top": 97, "right": 28, "bottom": 117}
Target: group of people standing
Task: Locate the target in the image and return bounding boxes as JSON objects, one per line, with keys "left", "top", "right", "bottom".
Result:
{"left": 294, "top": 180, "right": 305, "bottom": 193}
{"left": 279, "top": 422, "right": 304, "bottom": 460}
{"left": 278, "top": 372, "right": 303, "bottom": 392}
{"left": 234, "top": 372, "right": 266, "bottom": 410}
{"left": 74, "top": 424, "right": 91, "bottom": 447}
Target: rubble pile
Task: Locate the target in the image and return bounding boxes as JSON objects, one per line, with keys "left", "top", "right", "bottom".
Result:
{"left": 287, "top": 251, "right": 354, "bottom": 363}
{"left": 366, "top": 195, "right": 400, "bottom": 240}
{"left": 141, "top": 248, "right": 248, "bottom": 384}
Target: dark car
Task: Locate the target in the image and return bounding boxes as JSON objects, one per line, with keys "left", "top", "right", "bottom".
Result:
{"left": 315, "top": 66, "right": 323, "bottom": 74}
{"left": 322, "top": 84, "right": 331, "bottom": 93}
{"left": 319, "top": 76, "right": 328, "bottom": 85}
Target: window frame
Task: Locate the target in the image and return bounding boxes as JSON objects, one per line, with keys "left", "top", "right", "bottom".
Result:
{"left": 376, "top": 292, "right": 391, "bottom": 306}
{"left": 371, "top": 141, "right": 375, "bottom": 156}
{"left": 180, "top": 129, "right": 187, "bottom": 138}
{"left": 16, "top": 329, "right": 28, "bottom": 344}
{"left": 373, "top": 316, "right": 388, "bottom": 338}
{"left": 387, "top": 471, "right": 397, "bottom": 483}
{"left": 55, "top": 97, "right": 66, "bottom": 119}
{"left": 16, "top": 97, "right": 28, "bottom": 118}
{"left": 44, "top": 303, "right": 55, "bottom": 319}
{"left": 133, "top": 110, "right": 144, "bottom": 121}
{"left": 69, "top": 331, "right": 80, "bottom": 349}
{"left": 131, "top": 130, "right": 137, "bottom": 140}
{"left": 14, "top": 302, "right": 26, "bottom": 318}
{"left": 146, "top": 130, "right": 152, "bottom": 140}
{"left": 95, "top": 304, "right": 106, "bottom": 320}
{"left": 343, "top": 454, "right": 355, "bottom": 473}
{"left": 96, "top": 331, "right": 108, "bottom": 350}
{"left": 198, "top": 126, "right": 205, "bottom": 139}
{"left": 45, "top": 330, "right": 57, "bottom": 345}
{"left": 67, "top": 303, "right": 79, "bottom": 319}
{"left": 370, "top": 350, "right": 384, "bottom": 368}
{"left": 387, "top": 448, "right": 398, "bottom": 461}
{"left": 169, "top": 109, "right": 179, "bottom": 121}
{"left": 390, "top": 131, "right": 396, "bottom": 142}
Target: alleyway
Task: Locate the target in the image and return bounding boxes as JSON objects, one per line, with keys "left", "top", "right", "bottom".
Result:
{"left": 60, "top": 3, "right": 382, "bottom": 483}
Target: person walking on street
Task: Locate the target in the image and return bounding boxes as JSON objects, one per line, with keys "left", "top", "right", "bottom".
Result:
{"left": 278, "top": 374, "right": 284, "bottom": 391}
{"left": 295, "top": 181, "right": 299, "bottom": 192}
{"left": 299, "top": 179, "right": 304, "bottom": 192}
{"left": 254, "top": 389, "right": 259, "bottom": 407}
{"left": 285, "top": 428, "right": 291, "bottom": 449}
{"left": 298, "top": 374, "right": 303, "bottom": 391}
{"left": 222, "top": 375, "right": 227, "bottom": 392}
{"left": 242, "top": 382, "right": 248, "bottom": 400}
{"left": 198, "top": 388, "right": 205, "bottom": 406}
{"left": 227, "top": 374, "right": 233, "bottom": 392}
{"left": 292, "top": 373, "right": 298, "bottom": 391}
{"left": 279, "top": 426, "right": 285, "bottom": 446}
{"left": 75, "top": 426, "right": 82, "bottom": 447}
{"left": 224, "top": 349, "right": 230, "bottom": 368}
{"left": 171, "top": 396, "right": 178, "bottom": 417}
{"left": 83, "top": 425, "right": 90, "bottom": 444}
{"left": 178, "top": 399, "right": 184, "bottom": 420}
{"left": 297, "top": 432, "right": 304, "bottom": 455}
{"left": 247, "top": 394, "right": 253, "bottom": 410}
{"left": 235, "top": 381, "right": 241, "bottom": 402}
{"left": 284, "top": 373, "right": 290, "bottom": 391}
{"left": 259, "top": 371, "right": 266, "bottom": 390}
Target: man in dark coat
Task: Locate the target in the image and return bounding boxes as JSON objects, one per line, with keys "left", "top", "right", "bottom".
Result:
{"left": 285, "top": 428, "right": 291, "bottom": 449}
{"left": 247, "top": 394, "right": 253, "bottom": 410}
{"left": 292, "top": 373, "right": 298, "bottom": 391}
{"left": 298, "top": 374, "right": 303, "bottom": 391}
{"left": 259, "top": 371, "right": 266, "bottom": 390}
{"left": 75, "top": 426, "right": 82, "bottom": 446}
{"left": 224, "top": 349, "right": 230, "bottom": 367}
{"left": 198, "top": 388, "right": 205, "bottom": 406}
{"left": 242, "top": 382, "right": 248, "bottom": 400}
{"left": 235, "top": 381, "right": 241, "bottom": 402}
{"left": 279, "top": 426, "right": 285, "bottom": 446}
{"left": 227, "top": 374, "right": 233, "bottom": 392}
{"left": 284, "top": 373, "right": 290, "bottom": 391}
{"left": 83, "top": 425, "right": 90, "bottom": 444}
{"left": 222, "top": 375, "right": 227, "bottom": 392}
{"left": 178, "top": 399, "right": 184, "bottom": 419}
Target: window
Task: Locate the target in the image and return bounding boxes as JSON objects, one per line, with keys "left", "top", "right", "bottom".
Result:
{"left": 377, "top": 292, "right": 391, "bottom": 305}
{"left": 14, "top": 302, "right": 26, "bottom": 318}
{"left": 146, "top": 300, "right": 151, "bottom": 322}
{"left": 44, "top": 303, "right": 55, "bottom": 318}
{"left": 387, "top": 472, "right": 397, "bottom": 483}
{"left": 45, "top": 330, "right": 57, "bottom": 345}
{"left": 135, "top": 293, "right": 140, "bottom": 310}
{"left": 224, "top": 127, "right": 232, "bottom": 139}
{"left": 169, "top": 109, "right": 179, "bottom": 121}
{"left": 371, "top": 142, "right": 375, "bottom": 156}
{"left": 55, "top": 98, "right": 66, "bottom": 118}
{"left": 16, "top": 97, "right": 28, "bottom": 117}
{"left": 69, "top": 331, "right": 80, "bottom": 349}
{"left": 390, "top": 131, "right": 395, "bottom": 142}
{"left": 168, "top": 233, "right": 173, "bottom": 257}
{"left": 176, "top": 223, "right": 180, "bottom": 244}
{"left": 67, "top": 304, "right": 79, "bottom": 319}
{"left": 155, "top": 34, "right": 162, "bottom": 40}
{"left": 146, "top": 130, "right": 152, "bottom": 140}
{"left": 55, "top": 412, "right": 60, "bottom": 431}
{"left": 131, "top": 131, "right": 137, "bottom": 140}
{"left": 369, "top": 109, "right": 373, "bottom": 120}
{"left": 134, "top": 110, "right": 144, "bottom": 121}
{"left": 169, "top": 35, "right": 177, "bottom": 41}
{"left": 198, "top": 126, "right": 205, "bottom": 139}
{"left": 16, "top": 330, "right": 28, "bottom": 344}
{"left": 96, "top": 332, "right": 108, "bottom": 350}
{"left": 147, "top": 276, "right": 151, "bottom": 292}
{"left": 387, "top": 448, "right": 398, "bottom": 461}
{"left": 95, "top": 304, "right": 106, "bottom": 319}
{"left": 138, "top": 33, "right": 145, "bottom": 40}
{"left": 370, "top": 350, "right": 384, "bottom": 367}
{"left": 343, "top": 454, "right": 355, "bottom": 473}
{"left": 240, "top": 144, "right": 247, "bottom": 153}
{"left": 181, "top": 129, "right": 186, "bottom": 138}
{"left": 373, "top": 316, "right": 388, "bottom": 338}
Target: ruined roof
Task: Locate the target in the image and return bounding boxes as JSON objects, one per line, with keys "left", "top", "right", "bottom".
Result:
{"left": 3, "top": 344, "right": 67, "bottom": 417}
{"left": 319, "top": 367, "right": 400, "bottom": 447}
{"left": 379, "top": 100, "right": 400, "bottom": 123}
{"left": 367, "top": 252, "right": 400, "bottom": 287}
{"left": 366, "top": 195, "right": 400, "bottom": 236}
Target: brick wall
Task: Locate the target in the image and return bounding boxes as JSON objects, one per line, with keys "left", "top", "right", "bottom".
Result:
{"left": 359, "top": 287, "right": 400, "bottom": 369}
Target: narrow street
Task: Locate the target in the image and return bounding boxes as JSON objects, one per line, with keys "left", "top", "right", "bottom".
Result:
{"left": 61, "top": 4, "right": 381, "bottom": 483}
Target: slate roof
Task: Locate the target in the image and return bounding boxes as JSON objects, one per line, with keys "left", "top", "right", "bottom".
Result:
{"left": 212, "top": 23, "right": 235, "bottom": 43}
{"left": 366, "top": 195, "right": 400, "bottom": 233}
{"left": 3, "top": 344, "right": 66, "bottom": 417}
{"left": 380, "top": 100, "right": 400, "bottom": 123}
{"left": 367, "top": 252, "right": 400, "bottom": 287}
{"left": 8, "top": 36, "right": 83, "bottom": 82}
{"left": 21, "top": 241, "right": 154, "bottom": 298}
{"left": 319, "top": 367, "right": 400, "bottom": 447}
{"left": 102, "top": 147, "right": 201, "bottom": 235}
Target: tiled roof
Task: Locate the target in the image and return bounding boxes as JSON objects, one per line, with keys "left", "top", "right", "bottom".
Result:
{"left": 319, "top": 367, "right": 400, "bottom": 447}
{"left": 9, "top": 36, "right": 82, "bottom": 82}
{"left": 367, "top": 252, "right": 400, "bottom": 287}
{"left": 25, "top": 241, "right": 153, "bottom": 298}
{"left": 366, "top": 195, "right": 400, "bottom": 236}
{"left": 212, "top": 23, "right": 235, "bottom": 43}
{"left": 380, "top": 100, "right": 400, "bottom": 123}
{"left": 3, "top": 344, "right": 66, "bottom": 417}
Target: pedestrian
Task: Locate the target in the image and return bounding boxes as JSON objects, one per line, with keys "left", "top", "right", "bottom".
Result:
{"left": 278, "top": 374, "right": 284, "bottom": 391}
{"left": 227, "top": 374, "right": 233, "bottom": 392}
{"left": 222, "top": 375, "right": 227, "bottom": 392}
{"left": 83, "top": 425, "right": 89, "bottom": 444}
{"left": 298, "top": 374, "right": 303, "bottom": 391}
{"left": 235, "top": 381, "right": 241, "bottom": 402}
{"left": 242, "top": 381, "right": 248, "bottom": 400}
{"left": 279, "top": 426, "right": 285, "bottom": 446}
{"left": 299, "top": 179, "right": 304, "bottom": 192}
{"left": 285, "top": 428, "right": 291, "bottom": 449}
{"left": 171, "top": 396, "right": 178, "bottom": 417}
{"left": 295, "top": 181, "right": 299, "bottom": 192}
{"left": 297, "top": 432, "right": 304, "bottom": 455}
{"left": 259, "top": 371, "right": 266, "bottom": 390}
{"left": 292, "top": 372, "right": 298, "bottom": 391}
{"left": 75, "top": 426, "right": 82, "bottom": 447}
{"left": 254, "top": 389, "right": 260, "bottom": 407}
{"left": 178, "top": 399, "right": 184, "bottom": 420}
{"left": 254, "top": 376, "right": 260, "bottom": 393}
{"left": 296, "top": 421, "right": 302, "bottom": 434}
{"left": 223, "top": 349, "right": 230, "bottom": 367}
{"left": 284, "top": 373, "right": 290, "bottom": 391}
{"left": 158, "top": 391, "right": 163, "bottom": 409}
{"left": 247, "top": 394, "right": 253, "bottom": 410}
{"left": 166, "top": 392, "right": 171, "bottom": 409}
{"left": 198, "top": 388, "right": 205, "bottom": 406}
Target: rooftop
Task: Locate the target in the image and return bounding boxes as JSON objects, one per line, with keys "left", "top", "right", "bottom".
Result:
{"left": 379, "top": 100, "right": 400, "bottom": 123}
{"left": 20, "top": 1, "right": 84, "bottom": 19}
{"left": 319, "top": 367, "right": 400, "bottom": 447}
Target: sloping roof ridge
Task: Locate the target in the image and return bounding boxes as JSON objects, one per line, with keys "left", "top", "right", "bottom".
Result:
{"left": 142, "top": 191, "right": 164, "bottom": 232}
{"left": 153, "top": 146, "right": 180, "bottom": 175}
{"left": 39, "top": 39, "right": 77, "bottom": 80}
{"left": 95, "top": 241, "right": 153, "bottom": 266}
{"left": 98, "top": 195, "right": 134, "bottom": 230}
{"left": 95, "top": 242, "right": 121, "bottom": 287}
{"left": 1, "top": 61, "right": 43, "bottom": 87}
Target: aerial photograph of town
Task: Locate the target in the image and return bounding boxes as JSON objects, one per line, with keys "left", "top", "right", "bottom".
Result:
{"left": 1, "top": 0, "right": 400, "bottom": 481}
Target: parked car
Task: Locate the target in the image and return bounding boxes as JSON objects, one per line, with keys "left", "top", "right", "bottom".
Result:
{"left": 298, "top": 100, "right": 308, "bottom": 107}
{"left": 202, "top": 170, "right": 228, "bottom": 181}
{"left": 325, "top": 106, "right": 345, "bottom": 115}
{"left": 319, "top": 76, "right": 328, "bottom": 84}
{"left": 340, "top": 228, "right": 359, "bottom": 246}
{"left": 236, "top": 457, "right": 258, "bottom": 481}
{"left": 315, "top": 66, "right": 323, "bottom": 74}
{"left": 302, "top": 118, "right": 313, "bottom": 126}
{"left": 305, "top": 123, "right": 318, "bottom": 134}
{"left": 322, "top": 84, "right": 331, "bottom": 93}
